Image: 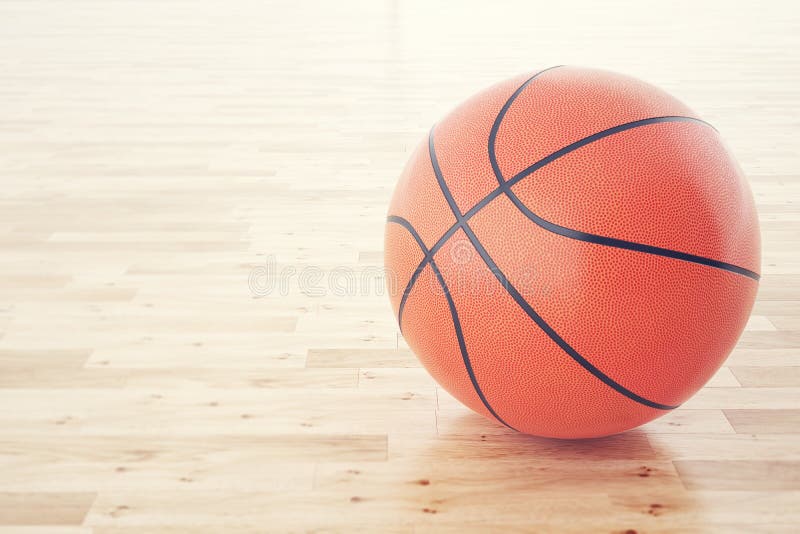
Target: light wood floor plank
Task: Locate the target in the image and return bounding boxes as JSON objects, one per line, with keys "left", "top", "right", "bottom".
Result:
{"left": 724, "top": 409, "right": 800, "bottom": 434}
{"left": 674, "top": 461, "right": 800, "bottom": 490}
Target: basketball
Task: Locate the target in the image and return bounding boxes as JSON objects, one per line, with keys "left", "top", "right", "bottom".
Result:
{"left": 384, "top": 66, "right": 760, "bottom": 439}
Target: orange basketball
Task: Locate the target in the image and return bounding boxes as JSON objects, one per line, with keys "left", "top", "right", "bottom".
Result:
{"left": 384, "top": 66, "right": 760, "bottom": 439}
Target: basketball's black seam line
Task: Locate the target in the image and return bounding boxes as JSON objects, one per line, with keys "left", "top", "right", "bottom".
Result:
{"left": 504, "top": 116, "right": 718, "bottom": 188}
{"left": 458, "top": 222, "right": 680, "bottom": 411}
{"left": 488, "top": 66, "right": 564, "bottom": 182}
{"left": 428, "top": 127, "right": 679, "bottom": 412}
{"left": 429, "top": 127, "right": 465, "bottom": 218}
{"left": 506, "top": 196, "right": 762, "bottom": 279}
{"left": 396, "top": 116, "right": 759, "bottom": 322}
{"left": 397, "top": 222, "right": 461, "bottom": 328}
{"left": 386, "top": 215, "right": 428, "bottom": 253}
{"left": 428, "top": 260, "right": 518, "bottom": 430}
{"left": 485, "top": 74, "right": 760, "bottom": 280}
{"left": 385, "top": 216, "right": 518, "bottom": 430}
{"left": 484, "top": 69, "right": 757, "bottom": 277}
{"left": 387, "top": 215, "right": 428, "bottom": 333}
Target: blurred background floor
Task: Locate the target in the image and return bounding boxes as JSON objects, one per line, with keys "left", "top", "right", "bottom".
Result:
{"left": 0, "top": 0, "right": 798, "bottom": 531}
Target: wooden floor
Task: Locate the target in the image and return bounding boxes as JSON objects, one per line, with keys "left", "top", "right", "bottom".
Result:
{"left": 0, "top": 1, "right": 798, "bottom": 531}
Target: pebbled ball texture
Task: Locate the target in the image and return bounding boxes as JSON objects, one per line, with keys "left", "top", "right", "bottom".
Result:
{"left": 384, "top": 66, "right": 760, "bottom": 439}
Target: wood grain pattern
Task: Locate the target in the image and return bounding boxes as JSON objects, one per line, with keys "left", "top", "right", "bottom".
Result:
{"left": 0, "top": 0, "right": 798, "bottom": 530}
